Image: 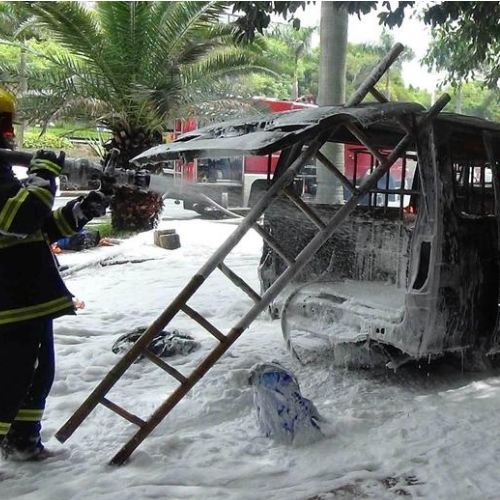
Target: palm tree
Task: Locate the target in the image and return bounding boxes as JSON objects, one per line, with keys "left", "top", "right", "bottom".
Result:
{"left": 268, "top": 25, "right": 315, "bottom": 101}
{"left": 21, "top": 1, "right": 272, "bottom": 231}
{"left": 352, "top": 31, "right": 415, "bottom": 100}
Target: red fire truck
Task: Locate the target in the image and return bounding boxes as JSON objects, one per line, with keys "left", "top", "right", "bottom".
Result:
{"left": 164, "top": 98, "right": 416, "bottom": 215}
{"left": 163, "top": 98, "right": 316, "bottom": 215}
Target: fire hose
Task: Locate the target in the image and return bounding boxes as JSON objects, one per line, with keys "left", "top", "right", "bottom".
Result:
{"left": 0, "top": 148, "right": 240, "bottom": 219}
{"left": 0, "top": 148, "right": 175, "bottom": 197}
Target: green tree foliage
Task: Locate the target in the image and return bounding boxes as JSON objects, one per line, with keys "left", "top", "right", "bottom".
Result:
{"left": 408, "top": 2, "right": 500, "bottom": 86}
{"left": 268, "top": 24, "right": 315, "bottom": 100}
{"left": 235, "top": 2, "right": 500, "bottom": 88}
{"left": 422, "top": 3, "right": 500, "bottom": 86}
{"left": 233, "top": 30, "right": 430, "bottom": 108}
{"left": 230, "top": 1, "right": 309, "bottom": 42}
{"left": 12, "top": 2, "right": 273, "bottom": 142}
{"left": 233, "top": 24, "right": 315, "bottom": 100}
{"left": 334, "top": 1, "right": 500, "bottom": 88}
{"left": 344, "top": 31, "right": 430, "bottom": 106}
{"left": 0, "top": 38, "right": 75, "bottom": 125}
{"left": 0, "top": 1, "right": 45, "bottom": 144}
{"left": 445, "top": 82, "right": 500, "bottom": 121}
{"left": 4, "top": 1, "right": 274, "bottom": 231}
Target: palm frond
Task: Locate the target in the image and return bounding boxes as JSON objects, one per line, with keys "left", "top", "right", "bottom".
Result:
{"left": 28, "top": 2, "right": 122, "bottom": 93}
{"left": 159, "top": 1, "right": 226, "bottom": 56}
{"left": 182, "top": 49, "right": 277, "bottom": 87}
{"left": 95, "top": 2, "right": 155, "bottom": 87}
{"left": 28, "top": 2, "right": 101, "bottom": 58}
{"left": 15, "top": 1, "right": 284, "bottom": 141}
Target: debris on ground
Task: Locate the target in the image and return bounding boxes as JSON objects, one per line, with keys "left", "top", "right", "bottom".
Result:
{"left": 112, "top": 327, "right": 200, "bottom": 360}
{"left": 249, "top": 361, "right": 325, "bottom": 445}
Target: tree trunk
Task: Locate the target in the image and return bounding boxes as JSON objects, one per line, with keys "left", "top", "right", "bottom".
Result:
{"left": 17, "top": 43, "right": 28, "bottom": 147}
{"left": 315, "top": 2, "right": 348, "bottom": 204}
{"left": 110, "top": 186, "right": 164, "bottom": 232}
{"left": 292, "top": 70, "right": 299, "bottom": 101}
{"left": 455, "top": 81, "right": 463, "bottom": 114}
{"left": 106, "top": 126, "right": 164, "bottom": 232}
{"left": 291, "top": 56, "right": 299, "bottom": 101}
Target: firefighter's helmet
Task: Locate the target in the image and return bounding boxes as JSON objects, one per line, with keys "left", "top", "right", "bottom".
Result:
{"left": 0, "top": 87, "right": 15, "bottom": 148}
{"left": 0, "top": 88, "right": 15, "bottom": 115}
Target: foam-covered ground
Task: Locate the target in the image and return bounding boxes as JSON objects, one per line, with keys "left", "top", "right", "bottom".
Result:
{"left": 1, "top": 200, "right": 500, "bottom": 500}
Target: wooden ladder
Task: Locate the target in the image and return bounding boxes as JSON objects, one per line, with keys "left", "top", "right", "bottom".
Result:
{"left": 55, "top": 44, "right": 450, "bottom": 464}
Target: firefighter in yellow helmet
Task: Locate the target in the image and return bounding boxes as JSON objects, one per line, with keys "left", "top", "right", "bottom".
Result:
{"left": 0, "top": 88, "right": 107, "bottom": 461}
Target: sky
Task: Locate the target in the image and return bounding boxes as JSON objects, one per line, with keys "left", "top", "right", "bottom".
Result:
{"left": 298, "top": 2, "right": 444, "bottom": 92}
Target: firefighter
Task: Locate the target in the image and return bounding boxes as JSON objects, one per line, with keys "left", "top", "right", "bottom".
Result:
{"left": 0, "top": 88, "right": 107, "bottom": 461}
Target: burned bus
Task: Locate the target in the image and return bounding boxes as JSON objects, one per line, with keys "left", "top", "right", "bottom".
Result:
{"left": 135, "top": 100, "right": 500, "bottom": 371}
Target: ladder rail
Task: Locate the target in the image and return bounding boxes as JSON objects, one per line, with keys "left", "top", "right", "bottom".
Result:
{"left": 194, "top": 131, "right": 330, "bottom": 280}
{"left": 346, "top": 43, "right": 404, "bottom": 107}
{"left": 194, "top": 193, "right": 296, "bottom": 266}
{"left": 223, "top": 95, "right": 451, "bottom": 334}
{"left": 55, "top": 276, "right": 204, "bottom": 442}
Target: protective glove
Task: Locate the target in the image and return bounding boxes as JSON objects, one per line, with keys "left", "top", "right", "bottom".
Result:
{"left": 72, "top": 190, "right": 109, "bottom": 225}
{"left": 28, "top": 149, "right": 65, "bottom": 177}
{"left": 80, "top": 190, "right": 109, "bottom": 218}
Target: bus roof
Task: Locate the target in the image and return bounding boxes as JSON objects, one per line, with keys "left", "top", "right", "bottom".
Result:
{"left": 134, "top": 102, "right": 500, "bottom": 164}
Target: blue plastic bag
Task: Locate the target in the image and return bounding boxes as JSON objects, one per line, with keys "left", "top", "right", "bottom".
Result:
{"left": 249, "top": 361, "right": 324, "bottom": 445}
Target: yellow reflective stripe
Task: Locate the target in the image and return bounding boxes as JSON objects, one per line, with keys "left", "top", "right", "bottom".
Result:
{"left": 29, "top": 159, "right": 62, "bottom": 176}
{"left": 0, "top": 421, "right": 11, "bottom": 435}
{"left": 27, "top": 185, "right": 54, "bottom": 208}
{"left": 15, "top": 409, "right": 44, "bottom": 422}
{"left": 0, "top": 296, "right": 73, "bottom": 325}
{"left": 53, "top": 207, "right": 74, "bottom": 237}
{"left": 0, "top": 230, "right": 45, "bottom": 250}
{"left": 0, "top": 189, "right": 29, "bottom": 231}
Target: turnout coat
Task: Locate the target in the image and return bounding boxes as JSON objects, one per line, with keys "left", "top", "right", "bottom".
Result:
{"left": 0, "top": 158, "right": 82, "bottom": 331}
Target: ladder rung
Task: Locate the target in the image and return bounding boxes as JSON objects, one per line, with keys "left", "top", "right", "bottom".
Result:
{"left": 181, "top": 304, "right": 227, "bottom": 343}
{"left": 283, "top": 188, "right": 326, "bottom": 229}
{"left": 345, "top": 123, "right": 388, "bottom": 167}
{"left": 316, "top": 151, "right": 360, "bottom": 195}
{"left": 369, "top": 86, "right": 389, "bottom": 104}
{"left": 101, "top": 397, "right": 146, "bottom": 427}
{"left": 252, "top": 223, "right": 295, "bottom": 266}
{"left": 142, "top": 349, "right": 188, "bottom": 384}
{"left": 218, "top": 262, "right": 262, "bottom": 303}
